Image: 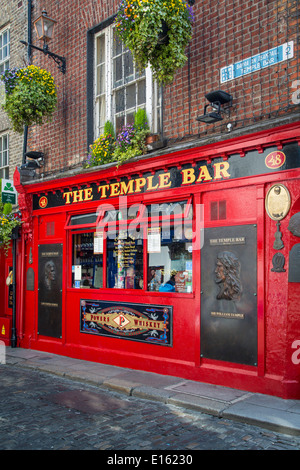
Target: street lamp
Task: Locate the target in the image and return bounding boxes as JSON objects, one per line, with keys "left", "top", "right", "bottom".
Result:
{"left": 20, "top": 10, "right": 66, "bottom": 74}
{"left": 34, "top": 10, "right": 57, "bottom": 44}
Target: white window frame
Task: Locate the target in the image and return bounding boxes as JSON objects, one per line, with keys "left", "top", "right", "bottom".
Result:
{"left": 0, "top": 134, "right": 9, "bottom": 180}
{"left": 94, "top": 25, "right": 160, "bottom": 139}
{"left": 0, "top": 27, "right": 10, "bottom": 73}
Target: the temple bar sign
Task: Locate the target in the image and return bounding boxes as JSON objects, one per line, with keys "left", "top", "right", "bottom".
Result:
{"left": 32, "top": 142, "right": 300, "bottom": 210}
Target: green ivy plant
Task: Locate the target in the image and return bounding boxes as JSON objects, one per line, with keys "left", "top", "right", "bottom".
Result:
{"left": 115, "top": 0, "right": 194, "bottom": 84}
{"left": 0, "top": 65, "right": 57, "bottom": 133}
{"left": 0, "top": 182, "right": 22, "bottom": 256}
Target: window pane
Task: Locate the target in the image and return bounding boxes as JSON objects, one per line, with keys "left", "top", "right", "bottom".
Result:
{"left": 0, "top": 134, "right": 9, "bottom": 173}
{"left": 115, "top": 114, "right": 125, "bottom": 134}
{"left": 96, "top": 35, "right": 105, "bottom": 64}
{"left": 96, "top": 64, "right": 105, "bottom": 95}
{"left": 107, "top": 232, "right": 143, "bottom": 289}
{"left": 103, "top": 206, "right": 140, "bottom": 222}
{"left": 113, "top": 30, "right": 122, "bottom": 57}
{"left": 3, "top": 149, "right": 8, "bottom": 166}
{"left": 124, "top": 51, "right": 134, "bottom": 82}
{"left": 97, "top": 95, "right": 106, "bottom": 133}
{"left": 135, "top": 66, "right": 145, "bottom": 79}
{"left": 113, "top": 55, "right": 123, "bottom": 86}
{"left": 70, "top": 213, "right": 97, "bottom": 226}
{"left": 72, "top": 233, "right": 103, "bottom": 289}
{"left": 115, "top": 88, "right": 125, "bottom": 112}
{"left": 126, "top": 83, "right": 136, "bottom": 109}
{"left": 126, "top": 111, "right": 134, "bottom": 126}
{"left": 147, "top": 225, "right": 193, "bottom": 293}
{"left": 146, "top": 200, "right": 188, "bottom": 218}
{"left": 138, "top": 80, "right": 146, "bottom": 105}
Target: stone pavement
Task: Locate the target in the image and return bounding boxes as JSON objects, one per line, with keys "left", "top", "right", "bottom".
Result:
{"left": 4, "top": 347, "right": 300, "bottom": 437}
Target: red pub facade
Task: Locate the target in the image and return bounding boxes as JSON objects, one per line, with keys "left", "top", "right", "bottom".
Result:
{"left": 1, "top": 0, "right": 300, "bottom": 399}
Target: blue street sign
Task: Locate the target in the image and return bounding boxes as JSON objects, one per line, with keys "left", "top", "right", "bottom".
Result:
{"left": 220, "top": 41, "right": 294, "bottom": 83}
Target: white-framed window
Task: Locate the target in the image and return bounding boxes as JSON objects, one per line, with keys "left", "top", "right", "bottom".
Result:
{"left": 0, "top": 28, "right": 10, "bottom": 73}
{"left": 95, "top": 25, "right": 161, "bottom": 137}
{"left": 0, "top": 134, "right": 9, "bottom": 179}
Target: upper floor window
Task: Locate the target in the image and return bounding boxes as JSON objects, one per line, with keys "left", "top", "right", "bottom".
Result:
{"left": 94, "top": 25, "right": 161, "bottom": 138}
{"left": 0, "top": 28, "right": 10, "bottom": 73}
{"left": 0, "top": 134, "right": 9, "bottom": 179}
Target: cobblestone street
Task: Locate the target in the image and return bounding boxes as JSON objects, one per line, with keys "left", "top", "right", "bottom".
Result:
{"left": 0, "top": 365, "right": 299, "bottom": 452}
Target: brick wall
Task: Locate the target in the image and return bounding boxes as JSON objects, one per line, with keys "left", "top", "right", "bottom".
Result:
{"left": 26, "top": 0, "right": 299, "bottom": 176}
{"left": 0, "top": 0, "right": 28, "bottom": 179}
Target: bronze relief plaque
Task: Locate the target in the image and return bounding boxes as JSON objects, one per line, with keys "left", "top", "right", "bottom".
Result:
{"left": 200, "top": 225, "right": 257, "bottom": 366}
{"left": 38, "top": 244, "right": 63, "bottom": 338}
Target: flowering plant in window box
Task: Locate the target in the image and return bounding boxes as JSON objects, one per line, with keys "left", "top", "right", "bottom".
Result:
{"left": 115, "top": 0, "right": 194, "bottom": 84}
{"left": 114, "top": 123, "right": 146, "bottom": 166}
{"left": 0, "top": 65, "right": 57, "bottom": 133}
{"left": 0, "top": 196, "right": 22, "bottom": 256}
{"left": 85, "top": 111, "right": 150, "bottom": 168}
{"left": 84, "top": 132, "right": 116, "bottom": 168}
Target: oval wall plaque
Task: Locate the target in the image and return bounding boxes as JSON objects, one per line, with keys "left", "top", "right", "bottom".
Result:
{"left": 265, "top": 184, "right": 291, "bottom": 221}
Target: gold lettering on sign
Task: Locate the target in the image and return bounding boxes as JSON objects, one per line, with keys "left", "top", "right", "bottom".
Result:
{"left": 211, "top": 312, "right": 244, "bottom": 319}
{"left": 196, "top": 165, "right": 213, "bottom": 182}
{"left": 120, "top": 180, "right": 135, "bottom": 195}
{"left": 214, "top": 161, "right": 230, "bottom": 180}
{"left": 56, "top": 161, "right": 233, "bottom": 207}
{"left": 158, "top": 172, "right": 172, "bottom": 189}
{"left": 181, "top": 168, "right": 195, "bottom": 185}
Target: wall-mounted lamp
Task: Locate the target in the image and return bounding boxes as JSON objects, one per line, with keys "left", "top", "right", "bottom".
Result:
{"left": 19, "top": 151, "right": 44, "bottom": 180}
{"left": 196, "top": 90, "right": 233, "bottom": 124}
{"left": 24, "top": 151, "right": 44, "bottom": 168}
{"left": 20, "top": 10, "right": 66, "bottom": 74}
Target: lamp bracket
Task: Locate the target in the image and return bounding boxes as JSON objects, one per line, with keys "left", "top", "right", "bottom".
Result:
{"left": 20, "top": 40, "right": 66, "bottom": 74}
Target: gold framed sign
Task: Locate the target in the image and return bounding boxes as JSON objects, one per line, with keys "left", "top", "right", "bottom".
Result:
{"left": 265, "top": 184, "right": 291, "bottom": 221}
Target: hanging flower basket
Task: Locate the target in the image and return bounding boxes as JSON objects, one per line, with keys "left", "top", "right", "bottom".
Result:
{"left": 115, "top": 0, "right": 194, "bottom": 85}
{"left": 0, "top": 65, "right": 57, "bottom": 133}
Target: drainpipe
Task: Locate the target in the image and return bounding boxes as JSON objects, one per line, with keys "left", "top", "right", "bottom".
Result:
{"left": 23, "top": 0, "right": 32, "bottom": 163}
{"left": 13, "top": 0, "right": 33, "bottom": 347}
{"left": 11, "top": 227, "right": 19, "bottom": 347}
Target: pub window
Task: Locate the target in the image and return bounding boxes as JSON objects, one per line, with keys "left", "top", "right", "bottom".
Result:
{"left": 107, "top": 229, "right": 144, "bottom": 289}
{"left": 68, "top": 198, "right": 193, "bottom": 293}
{"left": 72, "top": 231, "right": 103, "bottom": 289}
